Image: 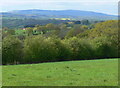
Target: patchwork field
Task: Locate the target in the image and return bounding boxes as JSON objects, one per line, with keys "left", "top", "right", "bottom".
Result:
{"left": 2, "top": 59, "right": 118, "bottom": 86}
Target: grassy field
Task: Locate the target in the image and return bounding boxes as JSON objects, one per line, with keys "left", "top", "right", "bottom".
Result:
{"left": 15, "top": 30, "right": 26, "bottom": 35}
{"left": 2, "top": 59, "right": 118, "bottom": 86}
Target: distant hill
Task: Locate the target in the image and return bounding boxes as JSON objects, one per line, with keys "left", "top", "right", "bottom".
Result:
{"left": 1, "top": 9, "right": 117, "bottom": 20}
{"left": 1, "top": 9, "right": 117, "bottom": 29}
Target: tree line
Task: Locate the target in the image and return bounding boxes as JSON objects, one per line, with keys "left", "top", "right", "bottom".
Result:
{"left": 2, "top": 20, "right": 118, "bottom": 65}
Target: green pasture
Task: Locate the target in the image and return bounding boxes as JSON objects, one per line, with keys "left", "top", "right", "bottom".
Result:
{"left": 2, "top": 59, "right": 118, "bottom": 86}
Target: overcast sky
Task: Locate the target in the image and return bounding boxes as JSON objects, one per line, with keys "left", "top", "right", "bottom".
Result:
{"left": 0, "top": 0, "right": 119, "bottom": 15}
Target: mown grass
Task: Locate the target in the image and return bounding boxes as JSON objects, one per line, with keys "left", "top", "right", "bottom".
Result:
{"left": 2, "top": 59, "right": 118, "bottom": 86}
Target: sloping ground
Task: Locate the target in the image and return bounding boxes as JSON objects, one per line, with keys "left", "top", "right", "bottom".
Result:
{"left": 2, "top": 10, "right": 117, "bottom": 20}
{"left": 2, "top": 59, "right": 118, "bottom": 86}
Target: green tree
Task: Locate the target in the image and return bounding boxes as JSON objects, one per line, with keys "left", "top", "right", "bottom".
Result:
{"left": 65, "top": 37, "right": 94, "bottom": 60}
{"left": 7, "top": 29, "right": 15, "bottom": 35}
{"left": 81, "top": 20, "right": 89, "bottom": 25}
{"left": 47, "top": 36, "right": 72, "bottom": 61}
{"left": 23, "top": 35, "right": 58, "bottom": 63}
{"left": 2, "top": 35, "right": 22, "bottom": 64}
{"left": 26, "top": 27, "right": 33, "bottom": 36}
{"left": 91, "top": 36, "right": 118, "bottom": 58}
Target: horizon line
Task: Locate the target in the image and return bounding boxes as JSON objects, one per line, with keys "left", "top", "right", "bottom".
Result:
{"left": 0, "top": 9, "right": 117, "bottom": 16}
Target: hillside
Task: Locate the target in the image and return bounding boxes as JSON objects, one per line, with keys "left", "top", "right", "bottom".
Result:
{"left": 1, "top": 9, "right": 117, "bottom": 29}
{"left": 1, "top": 9, "right": 117, "bottom": 20}
{"left": 3, "top": 59, "right": 118, "bottom": 86}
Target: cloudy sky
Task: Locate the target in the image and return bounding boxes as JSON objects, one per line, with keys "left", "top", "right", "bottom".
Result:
{"left": 0, "top": 0, "right": 119, "bottom": 15}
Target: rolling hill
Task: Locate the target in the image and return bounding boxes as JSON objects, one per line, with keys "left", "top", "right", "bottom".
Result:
{"left": 1, "top": 9, "right": 117, "bottom": 29}
{"left": 1, "top": 9, "right": 117, "bottom": 20}
{"left": 3, "top": 59, "right": 118, "bottom": 86}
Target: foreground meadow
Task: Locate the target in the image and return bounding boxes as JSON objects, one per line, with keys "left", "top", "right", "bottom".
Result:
{"left": 2, "top": 59, "right": 118, "bottom": 86}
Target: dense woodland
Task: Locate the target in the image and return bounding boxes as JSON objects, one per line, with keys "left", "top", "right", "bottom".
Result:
{"left": 2, "top": 18, "right": 102, "bottom": 29}
{"left": 2, "top": 18, "right": 71, "bottom": 29}
{"left": 2, "top": 20, "right": 118, "bottom": 65}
